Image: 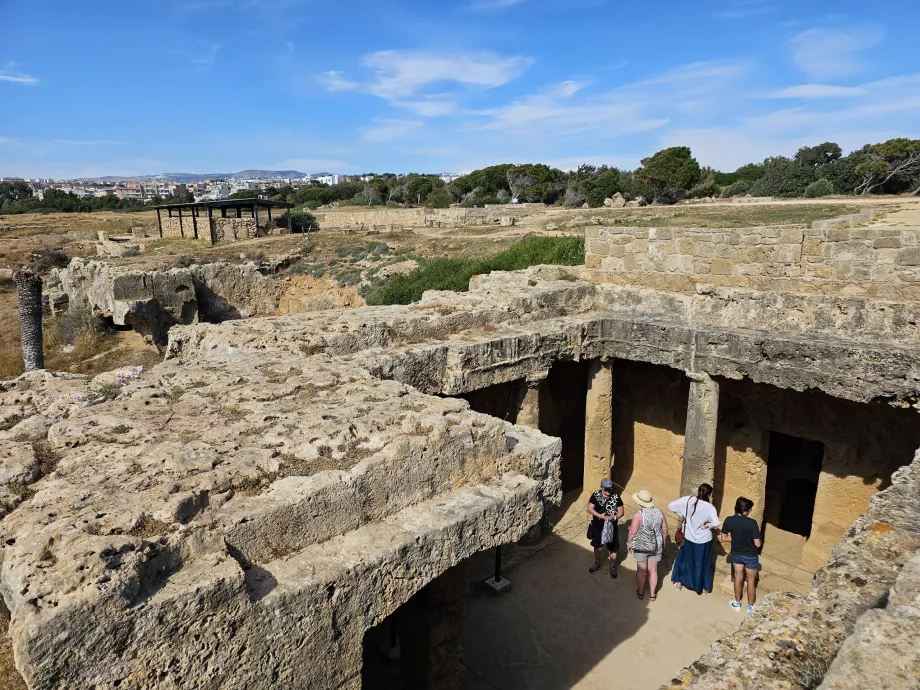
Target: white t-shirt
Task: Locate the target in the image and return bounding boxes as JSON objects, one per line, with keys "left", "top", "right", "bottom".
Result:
{"left": 668, "top": 496, "right": 720, "bottom": 544}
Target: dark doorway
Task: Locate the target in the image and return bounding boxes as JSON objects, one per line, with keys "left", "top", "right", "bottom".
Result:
{"left": 763, "top": 432, "right": 824, "bottom": 538}
{"left": 540, "top": 361, "right": 590, "bottom": 494}
{"left": 362, "top": 613, "right": 402, "bottom": 689}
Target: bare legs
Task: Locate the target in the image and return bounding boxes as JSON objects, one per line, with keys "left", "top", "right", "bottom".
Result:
{"left": 732, "top": 563, "right": 758, "bottom": 605}
{"left": 745, "top": 567, "right": 757, "bottom": 606}
{"left": 647, "top": 560, "right": 659, "bottom": 599}
{"left": 635, "top": 560, "right": 659, "bottom": 600}
{"left": 594, "top": 547, "right": 606, "bottom": 567}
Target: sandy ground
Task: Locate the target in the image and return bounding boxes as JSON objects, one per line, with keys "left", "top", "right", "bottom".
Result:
{"left": 462, "top": 494, "right": 743, "bottom": 690}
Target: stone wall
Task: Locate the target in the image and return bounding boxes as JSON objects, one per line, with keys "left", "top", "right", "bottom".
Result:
{"left": 583, "top": 210, "right": 920, "bottom": 283}
{"left": 316, "top": 204, "right": 545, "bottom": 230}
{"left": 159, "top": 216, "right": 288, "bottom": 244}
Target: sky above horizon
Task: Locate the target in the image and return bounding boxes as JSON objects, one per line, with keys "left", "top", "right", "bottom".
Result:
{"left": 1, "top": 0, "right": 918, "bottom": 179}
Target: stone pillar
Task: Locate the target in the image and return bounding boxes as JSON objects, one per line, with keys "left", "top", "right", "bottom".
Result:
{"left": 680, "top": 373, "right": 719, "bottom": 497}
{"left": 399, "top": 563, "right": 467, "bottom": 690}
{"left": 584, "top": 359, "right": 614, "bottom": 492}
{"left": 513, "top": 379, "right": 543, "bottom": 429}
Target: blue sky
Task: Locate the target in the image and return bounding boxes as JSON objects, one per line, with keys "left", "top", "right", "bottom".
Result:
{"left": 1, "top": 0, "right": 918, "bottom": 178}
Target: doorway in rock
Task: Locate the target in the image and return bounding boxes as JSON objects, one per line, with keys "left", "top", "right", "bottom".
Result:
{"left": 763, "top": 432, "right": 824, "bottom": 539}
{"left": 541, "top": 361, "right": 590, "bottom": 494}
{"left": 361, "top": 564, "right": 467, "bottom": 690}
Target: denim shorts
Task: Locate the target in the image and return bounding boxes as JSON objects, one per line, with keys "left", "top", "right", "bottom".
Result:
{"left": 728, "top": 553, "right": 760, "bottom": 570}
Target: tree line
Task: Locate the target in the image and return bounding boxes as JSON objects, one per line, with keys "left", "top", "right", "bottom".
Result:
{"left": 3, "top": 136, "right": 917, "bottom": 215}
{"left": 257, "top": 137, "right": 920, "bottom": 210}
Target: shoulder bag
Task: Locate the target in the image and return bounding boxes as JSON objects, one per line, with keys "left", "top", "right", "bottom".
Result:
{"left": 628, "top": 509, "right": 659, "bottom": 554}
{"left": 675, "top": 497, "right": 691, "bottom": 546}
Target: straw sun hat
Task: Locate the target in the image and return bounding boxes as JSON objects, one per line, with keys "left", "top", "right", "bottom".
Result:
{"left": 632, "top": 489, "right": 655, "bottom": 508}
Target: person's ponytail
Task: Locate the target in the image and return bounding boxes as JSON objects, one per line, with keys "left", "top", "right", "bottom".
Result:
{"left": 691, "top": 483, "right": 713, "bottom": 519}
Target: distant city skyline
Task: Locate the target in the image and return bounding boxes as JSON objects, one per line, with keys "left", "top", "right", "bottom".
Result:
{"left": 1, "top": 0, "right": 918, "bottom": 178}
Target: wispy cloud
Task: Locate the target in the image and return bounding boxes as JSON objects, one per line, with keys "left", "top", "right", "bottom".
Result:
{"left": 363, "top": 50, "right": 532, "bottom": 100}
{"left": 191, "top": 41, "right": 222, "bottom": 70}
{"left": 788, "top": 25, "right": 884, "bottom": 80}
{"left": 47, "top": 140, "right": 126, "bottom": 146}
{"left": 317, "top": 70, "right": 358, "bottom": 92}
{"left": 360, "top": 119, "right": 424, "bottom": 143}
{"left": 763, "top": 84, "right": 867, "bottom": 98}
{"left": 391, "top": 96, "right": 458, "bottom": 117}
{"left": 0, "top": 63, "right": 39, "bottom": 85}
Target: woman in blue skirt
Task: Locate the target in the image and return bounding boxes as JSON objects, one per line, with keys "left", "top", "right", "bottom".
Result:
{"left": 668, "top": 483, "right": 720, "bottom": 594}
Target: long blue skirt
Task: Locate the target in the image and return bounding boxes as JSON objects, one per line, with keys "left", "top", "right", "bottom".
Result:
{"left": 671, "top": 539, "right": 714, "bottom": 593}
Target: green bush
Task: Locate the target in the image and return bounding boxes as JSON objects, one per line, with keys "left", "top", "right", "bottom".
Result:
{"left": 719, "top": 181, "right": 750, "bottom": 198}
{"left": 687, "top": 178, "right": 721, "bottom": 199}
{"left": 425, "top": 188, "right": 452, "bottom": 208}
{"left": 803, "top": 178, "right": 834, "bottom": 198}
{"left": 289, "top": 210, "right": 319, "bottom": 233}
{"left": 748, "top": 157, "right": 818, "bottom": 198}
{"left": 364, "top": 236, "right": 584, "bottom": 305}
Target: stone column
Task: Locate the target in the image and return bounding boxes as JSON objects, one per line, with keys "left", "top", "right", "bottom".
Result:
{"left": 584, "top": 359, "right": 614, "bottom": 492}
{"left": 680, "top": 373, "right": 719, "bottom": 497}
{"left": 513, "top": 379, "right": 543, "bottom": 429}
{"left": 399, "top": 563, "right": 467, "bottom": 690}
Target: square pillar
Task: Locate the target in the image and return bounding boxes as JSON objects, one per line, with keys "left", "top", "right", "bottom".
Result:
{"left": 680, "top": 373, "right": 719, "bottom": 497}
{"left": 512, "top": 379, "right": 543, "bottom": 429}
{"left": 584, "top": 359, "right": 614, "bottom": 491}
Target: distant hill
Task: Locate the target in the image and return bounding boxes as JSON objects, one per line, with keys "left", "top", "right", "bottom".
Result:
{"left": 90, "top": 170, "right": 308, "bottom": 183}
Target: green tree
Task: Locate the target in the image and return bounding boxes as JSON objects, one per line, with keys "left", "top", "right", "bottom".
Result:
{"left": 634, "top": 147, "right": 701, "bottom": 201}
{"left": 854, "top": 138, "right": 920, "bottom": 195}
{"left": 425, "top": 188, "right": 452, "bottom": 208}
{"left": 748, "top": 156, "right": 817, "bottom": 197}
{"left": 794, "top": 142, "right": 842, "bottom": 168}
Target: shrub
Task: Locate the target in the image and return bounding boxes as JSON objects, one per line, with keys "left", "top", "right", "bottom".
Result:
{"left": 364, "top": 236, "right": 584, "bottom": 305}
{"left": 289, "top": 210, "right": 319, "bottom": 233}
{"left": 687, "top": 178, "right": 721, "bottom": 199}
{"left": 748, "top": 156, "right": 818, "bottom": 198}
{"left": 719, "top": 181, "right": 750, "bottom": 198}
{"left": 803, "top": 178, "right": 835, "bottom": 198}
{"left": 425, "top": 188, "right": 452, "bottom": 208}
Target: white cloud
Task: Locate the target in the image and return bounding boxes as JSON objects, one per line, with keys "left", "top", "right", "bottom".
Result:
{"left": 0, "top": 63, "right": 39, "bottom": 85}
{"left": 363, "top": 50, "right": 532, "bottom": 100}
{"left": 191, "top": 42, "right": 222, "bottom": 70}
{"left": 788, "top": 25, "right": 884, "bottom": 80}
{"left": 763, "top": 84, "right": 867, "bottom": 98}
{"left": 360, "top": 119, "right": 424, "bottom": 143}
{"left": 317, "top": 70, "right": 358, "bottom": 92}
{"left": 392, "top": 96, "right": 458, "bottom": 117}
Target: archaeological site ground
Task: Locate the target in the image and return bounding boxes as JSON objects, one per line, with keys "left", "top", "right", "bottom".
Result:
{"left": 2, "top": 197, "right": 920, "bottom": 689}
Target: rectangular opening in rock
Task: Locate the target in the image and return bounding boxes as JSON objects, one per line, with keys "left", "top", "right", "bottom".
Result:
{"left": 763, "top": 432, "right": 824, "bottom": 539}
{"left": 540, "top": 361, "right": 590, "bottom": 494}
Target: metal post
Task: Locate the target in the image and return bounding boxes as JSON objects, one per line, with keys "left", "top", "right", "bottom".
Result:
{"left": 178, "top": 207, "right": 184, "bottom": 238}
{"left": 156, "top": 208, "right": 163, "bottom": 238}
{"left": 207, "top": 206, "right": 215, "bottom": 245}
{"left": 192, "top": 205, "right": 198, "bottom": 239}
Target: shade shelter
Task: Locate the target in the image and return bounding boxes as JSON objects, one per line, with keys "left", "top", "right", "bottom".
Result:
{"left": 152, "top": 199, "right": 295, "bottom": 245}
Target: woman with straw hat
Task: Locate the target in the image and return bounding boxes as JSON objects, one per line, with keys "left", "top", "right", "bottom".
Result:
{"left": 626, "top": 490, "right": 668, "bottom": 601}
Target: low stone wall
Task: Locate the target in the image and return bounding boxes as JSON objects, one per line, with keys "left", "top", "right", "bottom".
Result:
{"left": 731, "top": 196, "right": 775, "bottom": 204}
{"left": 663, "top": 449, "right": 920, "bottom": 689}
{"left": 584, "top": 210, "right": 920, "bottom": 283}
{"left": 316, "top": 204, "right": 544, "bottom": 230}
{"left": 159, "top": 216, "right": 288, "bottom": 243}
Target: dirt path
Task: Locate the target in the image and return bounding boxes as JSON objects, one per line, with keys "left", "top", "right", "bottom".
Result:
{"left": 462, "top": 495, "right": 742, "bottom": 690}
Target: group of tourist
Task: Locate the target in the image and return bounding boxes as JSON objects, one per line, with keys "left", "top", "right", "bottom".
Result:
{"left": 586, "top": 478, "right": 762, "bottom": 613}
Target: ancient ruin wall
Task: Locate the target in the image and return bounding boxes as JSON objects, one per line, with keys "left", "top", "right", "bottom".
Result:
{"left": 159, "top": 216, "right": 288, "bottom": 244}
{"left": 316, "top": 204, "right": 544, "bottom": 230}
{"left": 584, "top": 210, "right": 920, "bottom": 283}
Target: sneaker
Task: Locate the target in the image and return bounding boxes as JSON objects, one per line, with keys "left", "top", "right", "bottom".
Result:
{"left": 747, "top": 605, "right": 758, "bottom": 614}
{"left": 609, "top": 565, "right": 618, "bottom": 579}
{"left": 730, "top": 600, "right": 742, "bottom": 613}
{"left": 589, "top": 563, "right": 603, "bottom": 574}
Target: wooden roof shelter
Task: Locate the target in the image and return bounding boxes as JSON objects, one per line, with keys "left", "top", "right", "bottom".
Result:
{"left": 151, "top": 198, "right": 295, "bottom": 241}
